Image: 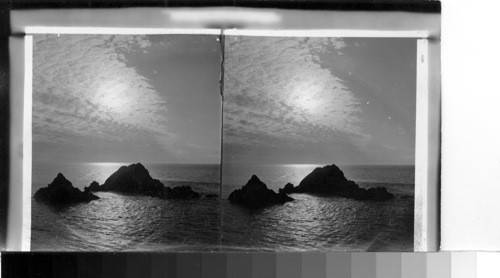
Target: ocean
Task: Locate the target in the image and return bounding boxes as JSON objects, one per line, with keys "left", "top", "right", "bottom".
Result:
{"left": 31, "top": 163, "right": 221, "bottom": 251}
{"left": 31, "top": 163, "right": 414, "bottom": 251}
{"left": 221, "top": 164, "right": 414, "bottom": 252}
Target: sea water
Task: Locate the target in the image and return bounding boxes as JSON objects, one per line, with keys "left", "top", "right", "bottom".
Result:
{"left": 31, "top": 163, "right": 413, "bottom": 251}
{"left": 221, "top": 164, "right": 414, "bottom": 251}
{"left": 31, "top": 163, "right": 220, "bottom": 251}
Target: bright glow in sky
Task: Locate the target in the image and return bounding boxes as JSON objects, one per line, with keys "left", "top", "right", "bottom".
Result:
{"left": 32, "top": 34, "right": 416, "bottom": 166}
{"left": 223, "top": 37, "right": 416, "bottom": 165}
{"left": 33, "top": 34, "right": 221, "bottom": 164}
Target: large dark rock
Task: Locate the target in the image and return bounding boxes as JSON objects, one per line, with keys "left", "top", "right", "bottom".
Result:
{"left": 93, "top": 163, "right": 164, "bottom": 197}
{"left": 228, "top": 175, "right": 294, "bottom": 208}
{"left": 84, "top": 181, "right": 100, "bottom": 193}
{"left": 204, "top": 194, "right": 219, "bottom": 198}
{"left": 163, "top": 186, "right": 200, "bottom": 200}
{"left": 88, "top": 163, "right": 200, "bottom": 200}
{"left": 279, "top": 183, "right": 295, "bottom": 194}
{"left": 280, "top": 164, "right": 394, "bottom": 201}
{"left": 34, "top": 173, "right": 99, "bottom": 204}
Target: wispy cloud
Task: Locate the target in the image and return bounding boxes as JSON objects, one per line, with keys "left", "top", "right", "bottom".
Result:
{"left": 223, "top": 36, "right": 368, "bottom": 149}
{"left": 33, "top": 35, "right": 173, "bottom": 148}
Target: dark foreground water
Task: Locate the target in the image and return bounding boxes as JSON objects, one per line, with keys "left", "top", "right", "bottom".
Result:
{"left": 32, "top": 163, "right": 414, "bottom": 251}
{"left": 221, "top": 164, "right": 414, "bottom": 252}
{"left": 32, "top": 163, "right": 220, "bottom": 251}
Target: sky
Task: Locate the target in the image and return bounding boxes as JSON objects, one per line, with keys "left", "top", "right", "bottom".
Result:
{"left": 223, "top": 37, "right": 416, "bottom": 165}
{"left": 33, "top": 34, "right": 221, "bottom": 164}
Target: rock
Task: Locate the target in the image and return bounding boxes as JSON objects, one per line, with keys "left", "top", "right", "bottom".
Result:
{"left": 84, "top": 181, "right": 100, "bottom": 193}
{"left": 163, "top": 186, "right": 200, "bottom": 200}
{"left": 87, "top": 163, "right": 201, "bottom": 200}
{"left": 34, "top": 173, "right": 99, "bottom": 204}
{"left": 280, "top": 164, "right": 394, "bottom": 201}
{"left": 279, "top": 183, "right": 295, "bottom": 194}
{"left": 93, "top": 163, "right": 165, "bottom": 197}
{"left": 228, "top": 175, "right": 294, "bottom": 209}
{"left": 363, "top": 187, "right": 395, "bottom": 201}
{"left": 204, "top": 194, "right": 219, "bottom": 198}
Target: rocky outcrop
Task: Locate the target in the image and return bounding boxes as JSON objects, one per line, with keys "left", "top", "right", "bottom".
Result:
{"left": 228, "top": 175, "right": 294, "bottom": 208}
{"left": 92, "top": 163, "right": 165, "bottom": 196}
{"left": 278, "top": 183, "right": 295, "bottom": 194}
{"left": 204, "top": 194, "right": 219, "bottom": 198}
{"left": 34, "top": 173, "right": 99, "bottom": 204}
{"left": 163, "top": 186, "right": 200, "bottom": 200}
{"left": 279, "top": 164, "right": 394, "bottom": 201}
{"left": 84, "top": 181, "right": 100, "bottom": 193}
{"left": 88, "top": 163, "right": 200, "bottom": 200}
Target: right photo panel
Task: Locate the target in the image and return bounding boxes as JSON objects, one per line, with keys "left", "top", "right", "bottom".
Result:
{"left": 221, "top": 35, "right": 417, "bottom": 251}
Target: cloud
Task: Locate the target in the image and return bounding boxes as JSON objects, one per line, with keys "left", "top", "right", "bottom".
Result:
{"left": 223, "top": 36, "right": 368, "bottom": 149}
{"left": 33, "top": 35, "right": 172, "bottom": 149}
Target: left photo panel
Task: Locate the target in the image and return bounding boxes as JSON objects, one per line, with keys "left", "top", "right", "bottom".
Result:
{"left": 30, "top": 34, "right": 222, "bottom": 251}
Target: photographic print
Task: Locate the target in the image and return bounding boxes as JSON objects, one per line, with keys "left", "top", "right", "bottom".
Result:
{"left": 31, "top": 34, "right": 222, "bottom": 251}
{"left": 221, "top": 36, "right": 416, "bottom": 251}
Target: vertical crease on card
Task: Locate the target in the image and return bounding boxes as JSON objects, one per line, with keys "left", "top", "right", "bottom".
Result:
{"left": 218, "top": 29, "right": 225, "bottom": 248}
